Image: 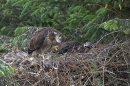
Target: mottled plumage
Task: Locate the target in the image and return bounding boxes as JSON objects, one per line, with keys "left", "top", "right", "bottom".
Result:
{"left": 28, "top": 27, "right": 64, "bottom": 56}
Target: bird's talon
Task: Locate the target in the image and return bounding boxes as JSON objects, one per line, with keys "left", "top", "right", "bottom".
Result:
{"left": 39, "top": 54, "right": 45, "bottom": 59}
{"left": 53, "top": 45, "right": 59, "bottom": 51}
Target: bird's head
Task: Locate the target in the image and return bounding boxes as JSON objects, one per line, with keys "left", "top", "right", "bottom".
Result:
{"left": 54, "top": 32, "right": 64, "bottom": 43}
{"left": 83, "top": 42, "right": 93, "bottom": 49}
{"left": 48, "top": 32, "right": 56, "bottom": 41}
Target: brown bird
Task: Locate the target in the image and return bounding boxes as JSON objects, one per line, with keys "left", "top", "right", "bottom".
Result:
{"left": 42, "top": 31, "right": 56, "bottom": 53}
{"left": 53, "top": 41, "right": 92, "bottom": 54}
{"left": 28, "top": 27, "right": 65, "bottom": 57}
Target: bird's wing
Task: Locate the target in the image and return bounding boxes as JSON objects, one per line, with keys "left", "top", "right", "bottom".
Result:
{"left": 28, "top": 28, "right": 48, "bottom": 54}
{"left": 28, "top": 27, "right": 65, "bottom": 54}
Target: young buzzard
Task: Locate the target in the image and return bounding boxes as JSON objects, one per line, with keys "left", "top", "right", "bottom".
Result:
{"left": 28, "top": 27, "right": 65, "bottom": 57}
{"left": 53, "top": 41, "right": 92, "bottom": 54}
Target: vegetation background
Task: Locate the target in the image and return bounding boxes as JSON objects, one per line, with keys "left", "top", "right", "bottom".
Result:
{"left": 0, "top": 0, "right": 130, "bottom": 46}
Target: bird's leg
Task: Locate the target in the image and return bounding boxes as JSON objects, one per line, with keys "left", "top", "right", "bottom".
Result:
{"left": 53, "top": 45, "right": 59, "bottom": 51}
{"left": 41, "top": 52, "right": 45, "bottom": 59}
{"left": 41, "top": 49, "right": 45, "bottom": 59}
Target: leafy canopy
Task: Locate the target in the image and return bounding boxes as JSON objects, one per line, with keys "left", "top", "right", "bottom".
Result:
{"left": 0, "top": 0, "right": 130, "bottom": 44}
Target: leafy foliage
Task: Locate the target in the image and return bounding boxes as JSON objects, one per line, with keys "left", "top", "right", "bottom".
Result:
{"left": 12, "top": 27, "right": 37, "bottom": 48}
{"left": 14, "top": 27, "right": 26, "bottom": 36}
{"left": 0, "top": 46, "right": 8, "bottom": 53}
{"left": 12, "top": 27, "right": 27, "bottom": 48}
{"left": 0, "top": 64, "right": 14, "bottom": 76}
{"left": 100, "top": 19, "right": 118, "bottom": 31}
{"left": 0, "top": 0, "right": 130, "bottom": 45}
{"left": 100, "top": 18, "right": 130, "bottom": 34}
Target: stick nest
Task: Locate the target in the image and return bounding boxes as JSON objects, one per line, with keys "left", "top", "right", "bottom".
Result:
{"left": 1, "top": 41, "right": 130, "bottom": 86}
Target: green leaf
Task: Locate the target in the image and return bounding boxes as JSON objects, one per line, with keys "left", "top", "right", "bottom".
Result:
{"left": 5, "top": 0, "right": 10, "bottom": 6}
{"left": 20, "top": 1, "right": 32, "bottom": 16}
{"left": 0, "top": 71, "right": 5, "bottom": 76}
{"left": 31, "top": 9, "right": 40, "bottom": 16}
{"left": 105, "top": 4, "right": 108, "bottom": 8}
{"left": 14, "top": 27, "right": 26, "bottom": 36}
{"left": 123, "top": 28, "right": 130, "bottom": 34}
{"left": 70, "top": 6, "right": 82, "bottom": 12}
{"left": 8, "top": 65, "right": 15, "bottom": 75}
{"left": 12, "top": 0, "right": 27, "bottom": 6}
{"left": 96, "top": 8, "right": 107, "bottom": 16}
{"left": 83, "top": 15, "right": 95, "bottom": 21}
{"left": 0, "top": 46, "right": 8, "bottom": 53}
{"left": 70, "top": 18, "right": 77, "bottom": 23}
{"left": 119, "top": 4, "right": 122, "bottom": 10}
{"left": 1, "top": 66, "right": 8, "bottom": 76}
{"left": 1, "top": 27, "right": 6, "bottom": 32}
{"left": 100, "top": 19, "right": 118, "bottom": 31}
{"left": 114, "top": 1, "right": 117, "bottom": 8}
